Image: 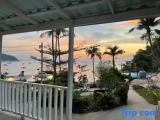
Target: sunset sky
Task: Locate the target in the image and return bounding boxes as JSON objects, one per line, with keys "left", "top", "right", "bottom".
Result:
{"left": 2, "top": 19, "right": 147, "bottom": 65}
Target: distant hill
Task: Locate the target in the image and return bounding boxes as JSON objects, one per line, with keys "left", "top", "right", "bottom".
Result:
{"left": 1, "top": 54, "right": 18, "bottom": 61}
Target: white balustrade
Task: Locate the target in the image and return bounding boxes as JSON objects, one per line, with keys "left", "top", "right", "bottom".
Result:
{"left": 0, "top": 80, "right": 67, "bottom": 120}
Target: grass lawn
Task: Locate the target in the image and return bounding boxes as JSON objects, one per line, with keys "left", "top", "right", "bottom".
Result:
{"left": 133, "top": 85, "right": 160, "bottom": 105}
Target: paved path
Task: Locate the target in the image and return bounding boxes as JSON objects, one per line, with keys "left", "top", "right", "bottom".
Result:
{"left": 73, "top": 87, "right": 155, "bottom": 120}
{"left": 0, "top": 87, "right": 156, "bottom": 120}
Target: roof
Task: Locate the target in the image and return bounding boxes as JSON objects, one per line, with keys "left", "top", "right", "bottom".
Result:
{"left": 0, "top": 0, "right": 160, "bottom": 35}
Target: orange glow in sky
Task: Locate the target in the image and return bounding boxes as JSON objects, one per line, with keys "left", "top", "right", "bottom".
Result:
{"left": 2, "top": 19, "right": 146, "bottom": 62}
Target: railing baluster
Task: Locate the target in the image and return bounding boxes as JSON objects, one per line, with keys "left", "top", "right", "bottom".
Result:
{"left": 8, "top": 82, "right": 12, "bottom": 111}
{"left": 20, "top": 83, "right": 24, "bottom": 114}
{"left": 4, "top": 82, "right": 8, "bottom": 110}
{"left": 24, "top": 84, "right": 28, "bottom": 115}
{"left": 16, "top": 83, "right": 20, "bottom": 113}
{"left": 0, "top": 81, "right": 2, "bottom": 109}
{"left": 11, "top": 82, "right": 15, "bottom": 112}
{"left": 5, "top": 82, "right": 7, "bottom": 110}
{"left": 60, "top": 89, "right": 64, "bottom": 120}
{"left": 0, "top": 81, "right": 67, "bottom": 120}
{"left": 28, "top": 84, "right": 32, "bottom": 117}
{"left": 48, "top": 87, "right": 52, "bottom": 120}
{"left": 33, "top": 85, "right": 37, "bottom": 119}
{"left": 37, "top": 85, "right": 42, "bottom": 120}
{"left": 2, "top": 81, "right": 4, "bottom": 110}
{"left": 54, "top": 88, "right": 58, "bottom": 120}
{"left": 43, "top": 86, "right": 47, "bottom": 120}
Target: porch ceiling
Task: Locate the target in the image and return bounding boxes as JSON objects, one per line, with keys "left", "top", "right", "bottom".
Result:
{"left": 0, "top": 0, "right": 159, "bottom": 35}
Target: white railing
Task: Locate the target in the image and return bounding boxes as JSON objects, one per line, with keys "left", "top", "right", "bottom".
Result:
{"left": 0, "top": 80, "right": 68, "bottom": 120}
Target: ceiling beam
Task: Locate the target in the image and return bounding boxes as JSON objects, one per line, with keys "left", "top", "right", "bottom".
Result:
{"left": 0, "top": 0, "right": 154, "bottom": 26}
{"left": 1, "top": 0, "right": 39, "bottom": 26}
{"left": 0, "top": 23, "right": 11, "bottom": 30}
{"left": 1, "top": 7, "right": 160, "bottom": 35}
{"left": 158, "top": 0, "right": 160, "bottom": 7}
{"left": 104, "top": 0, "right": 114, "bottom": 14}
{"left": 46, "top": 0, "right": 71, "bottom": 19}
{"left": 0, "top": 0, "right": 103, "bottom": 23}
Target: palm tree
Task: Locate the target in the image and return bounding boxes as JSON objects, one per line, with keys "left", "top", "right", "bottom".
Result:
{"left": 55, "top": 29, "right": 69, "bottom": 72}
{"left": 40, "top": 28, "right": 68, "bottom": 84}
{"left": 86, "top": 46, "right": 101, "bottom": 84}
{"left": 129, "top": 18, "right": 160, "bottom": 47}
{"left": 104, "top": 46, "right": 124, "bottom": 69}
{"left": 129, "top": 18, "right": 160, "bottom": 70}
{"left": 78, "top": 74, "right": 88, "bottom": 89}
{"left": 40, "top": 29, "right": 55, "bottom": 83}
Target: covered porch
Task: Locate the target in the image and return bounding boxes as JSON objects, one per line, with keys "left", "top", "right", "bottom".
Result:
{"left": 0, "top": 0, "right": 159, "bottom": 120}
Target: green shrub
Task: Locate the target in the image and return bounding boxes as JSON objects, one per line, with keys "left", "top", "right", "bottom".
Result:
{"left": 94, "top": 91, "right": 118, "bottom": 110}
{"left": 133, "top": 85, "right": 160, "bottom": 105}
{"left": 73, "top": 93, "right": 93, "bottom": 113}
{"left": 133, "top": 85, "right": 144, "bottom": 90}
{"left": 122, "top": 74, "right": 133, "bottom": 82}
{"left": 97, "top": 68, "right": 125, "bottom": 90}
{"left": 94, "top": 82, "right": 129, "bottom": 110}
{"left": 73, "top": 82, "right": 129, "bottom": 113}
{"left": 73, "top": 90, "right": 82, "bottom": 99}
{"left": 114, "top": 82, "right": 129, "bottom": 105}
{"left": 72, "top": 66, "right": 129, "bottom": 113}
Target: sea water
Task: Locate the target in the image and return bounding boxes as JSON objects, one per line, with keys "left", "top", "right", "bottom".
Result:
{"left": 1, "top": 61, "right": 42, "bottom": 81}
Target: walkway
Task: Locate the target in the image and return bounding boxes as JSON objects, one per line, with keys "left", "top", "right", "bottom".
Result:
{"left": 0, "top": 87, "right": 156, "bottom": 120}
{"left": 73, "top": 87, "right": 155, "bottom": 120}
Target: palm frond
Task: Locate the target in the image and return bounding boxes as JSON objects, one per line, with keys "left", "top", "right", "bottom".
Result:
{"left": 136, "top": 24, "right": 145, "bottom": 30}
{"left": 128, "top": 28, "right": 135, "bottom": 33}
{"left": 103, "top": 51, "right": 112, "bottom": 55}
{"left": 116, "top": 49, "right": 124, "bottom": 55}
{"left": 155, "top": 29, "right": 160, "bottom": 35}
{"left": 40, "top": 30, "right": 54, "bottom": 38}
{"left": 85, "top": 46, "right": 101, "bottom": 59}
{"left": 104, "top": 45, "right": 124, "bottom": 56}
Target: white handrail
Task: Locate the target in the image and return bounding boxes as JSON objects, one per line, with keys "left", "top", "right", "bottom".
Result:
{"left": 0, "top": 80, "right": 68, "bottom": 120}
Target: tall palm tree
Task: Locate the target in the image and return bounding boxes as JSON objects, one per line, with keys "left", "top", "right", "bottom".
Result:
{"left": 40, "top": 28, "right": 68, "bottom": 84}
{"left": 129, "top": 18, "right": 160, "bottom": 47}
{"left": 55, "top": 29, "right": 69, "bottom": 72}
{"left": 104, "top": 46, "right": 124, "bottom": 69}
{"left": 86, "top": 46, "right": 101, "bottom": 83}
{"left": 129, "top": 18, "right": 160, "bottom": 70}
{"left": 40, "top": 29, "right": 55, "bottom": 83}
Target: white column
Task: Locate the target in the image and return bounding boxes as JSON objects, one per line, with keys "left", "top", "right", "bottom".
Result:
{"left": 67, "top": 25, "right": 74, "bottom": 120}
{"left": 0, "top": 35, "right": 2, "bottom": 79}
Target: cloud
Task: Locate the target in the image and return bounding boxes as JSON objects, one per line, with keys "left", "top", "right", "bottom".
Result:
{"left": 3, "top": 19, "right": 147, "bottom": 62}
{"left": 108, "top": 19, "right": 140, "bottom": 30}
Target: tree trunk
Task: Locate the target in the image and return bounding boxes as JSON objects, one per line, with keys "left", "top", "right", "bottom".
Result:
{"left": 53, "top": 36, "right": 58, "bottom": 84}
{"left": 147, "top": 27, "right": 156, "bottom": 70}
{"left": 57, "top": 35, "right": 61, "bottom": 72}
{"left": 113, "top": 55, "right": 115, "bottom": 69}
{"left": 92, "top": 57, "right": 95, "bottom": 84}
{"left": 148, "top": 32, "right": 153, "bottom": 47}
{"left": 51, "top": 30, "right": 56, "bottom": 84}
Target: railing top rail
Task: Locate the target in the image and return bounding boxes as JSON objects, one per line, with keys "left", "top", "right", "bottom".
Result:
{"left": 0, "top": 79, "right": 68, "bottom": 89}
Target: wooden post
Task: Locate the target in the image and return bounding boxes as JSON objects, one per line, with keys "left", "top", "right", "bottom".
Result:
{"left": 67, "top": 25, "right": 74, "bottom": 120}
